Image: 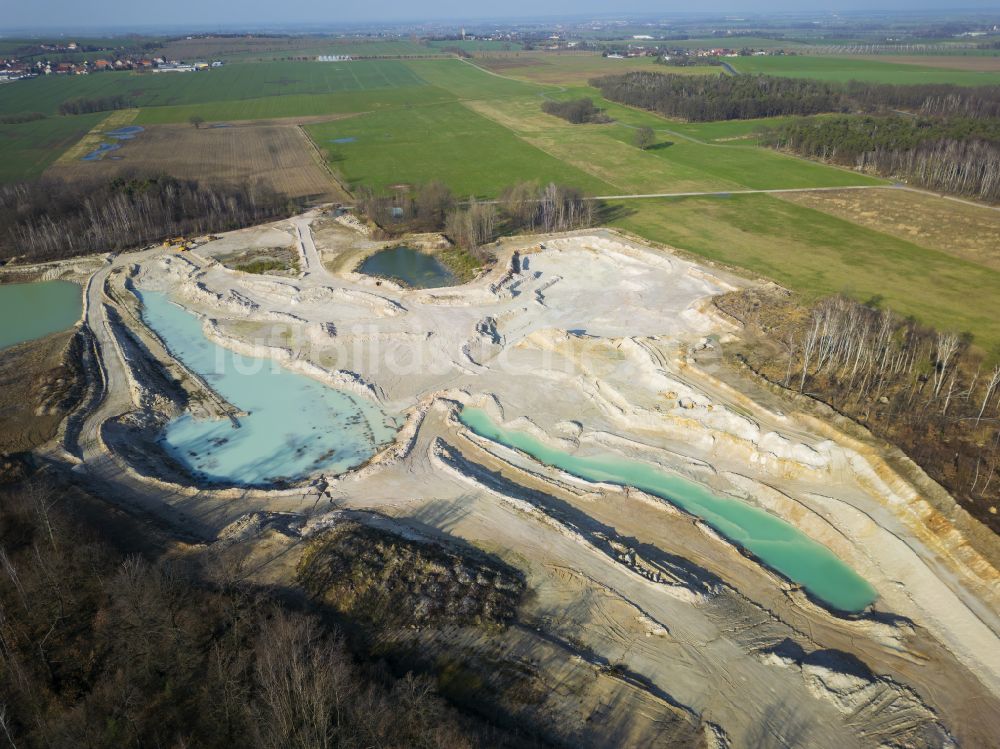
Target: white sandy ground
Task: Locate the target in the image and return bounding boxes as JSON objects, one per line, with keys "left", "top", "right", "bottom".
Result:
{"left": 21, "top": 207, "right": 1000, "bottom": 747}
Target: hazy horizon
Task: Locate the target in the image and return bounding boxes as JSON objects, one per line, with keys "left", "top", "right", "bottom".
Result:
{"left": 4, "top": 2, "right": 1000, "bottom": 34}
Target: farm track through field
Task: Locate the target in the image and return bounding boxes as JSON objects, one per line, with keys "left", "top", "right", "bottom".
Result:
{"left": 588, "top": 184, "right": 1000, "bottom": 211}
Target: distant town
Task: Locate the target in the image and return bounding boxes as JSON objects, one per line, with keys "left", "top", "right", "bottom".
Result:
{"left": 0, "top": 41, "right": 225, "bottom": 81}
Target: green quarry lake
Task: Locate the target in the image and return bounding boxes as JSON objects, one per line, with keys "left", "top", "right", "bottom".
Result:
{"left": 140, "top": 290, "right": 398, "bottom": 486}
{"left": 0, "top": 280, "right": 82, "bottom": 350}
{"left": 358, "top": 246, "right": 455, "bottom": 289}
{"left": 459, "top": 407, "right": 878, "bottom": 613}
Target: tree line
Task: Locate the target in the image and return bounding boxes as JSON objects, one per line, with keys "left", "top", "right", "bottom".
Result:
{"left": 0, "top": 174, "right": 296, "bottom": 262}
{"left": 0, "top": 112, "right": 46, "bottom": 125}
{"left": 540, "top": 98, "right": 612, "bottom": 124}
{"left": 718, "top": 290, "right": 1000, "bottom": 532}
{"left": 591, "top": 72, "right": 847, "bottom": 121}
{"left": 760, "top": 115, "right": 1000, "bottom": 201}
{"left": 590, "top": 71, "right": 1000, "bottom": 122}
{"left": 355, "top": 180, "right": 600, "bottom": 253}
{"left": 57, "top": 94, "right": 134, "bottom": 116}
{"left": 0, "top": 478, "right": 543, "bottom": 748}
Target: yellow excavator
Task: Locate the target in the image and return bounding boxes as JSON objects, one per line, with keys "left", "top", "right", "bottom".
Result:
{"left": 162, "top": 237, "right": 190, "bottom": 251}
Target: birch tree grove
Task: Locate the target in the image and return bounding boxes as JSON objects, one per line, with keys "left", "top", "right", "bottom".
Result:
{"left": 355, "top": 181, "right": 598, "bottom": 247}
{"left": 443, "top": 182, "right": 596, "bottom": 250}
{"left": 761, "top": 118, "right": 1000, "bottom": 201}
{"left": 592, "top": 72, "right": 1000, "bottom": 123}
{"left": 0, "top": 175, "right": 291, "bottom": 262}
{"left": 718, "top": 290, "right": 1000, "bottom": 531}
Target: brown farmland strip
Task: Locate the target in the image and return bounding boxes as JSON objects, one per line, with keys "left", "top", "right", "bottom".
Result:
{"left": 46, "top": 120, "right": 348, "bottom": 202}
{"left": 777, "top": 187, "right": 1000, "bottom": 272}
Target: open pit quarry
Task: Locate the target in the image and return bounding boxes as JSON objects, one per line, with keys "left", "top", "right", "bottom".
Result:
{"left": 27, "top": 207, "right": 1000, "bottom": 748}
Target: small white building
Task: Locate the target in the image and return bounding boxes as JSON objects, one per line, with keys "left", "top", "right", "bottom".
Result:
{"left": 155, "top": 63, "right": 195, "bottom": 73}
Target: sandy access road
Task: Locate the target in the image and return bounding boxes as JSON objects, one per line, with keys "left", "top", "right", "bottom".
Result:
{"left": 37, "top": 211, "right": 1000, "bottom": 748}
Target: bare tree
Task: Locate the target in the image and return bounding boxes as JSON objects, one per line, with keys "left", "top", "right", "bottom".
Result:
{"left": 500, "top": 181, "right": 540, "bottom": 230}
{"left": 445, "top": 198, "right": 497, "bottom": 250}
{"left": 633, "top": 126, "right": 655, "bottom": 150}
{"left": 253, "top": 612, "right": 349, "bottom": 749}
{"left": 933, "top": 332, "right": 961, "bottom": 399}
{"left": 978, "top": 364, "right": 1000, "bottom": 424}
{"left": 799, "top": 311, "right": 822, "bottom": 393}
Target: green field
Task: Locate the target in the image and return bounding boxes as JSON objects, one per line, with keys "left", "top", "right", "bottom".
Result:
{"left": 476, "top": 54, "right": 719, "bottom": 86}
{"left": 306, "top": 100, "right": 612, "bottom": 197}
{"left": 426, "top": 40, "right": 523, "bottom": 52}
{"left": 0, "top": 60, "right": 427, "bottom": 116}
{"left": 277, "top": 40, "right": 433, "bottom": 57}
{"left": 656, "top": 116, "right": 815, "bottom": 144}
{"left": 133, "top": 86, "right": 452, "bottom": 124}
{"left": 0, "top": 113, "right": 104, "bottom": 181}
{"left": 405, "top": 59, "right": 544, "bottom": 100}
{"left": 464, "top": 94, "right": 881, "bottom": 194}
{"left": 612, "top": 194, "right": 1000, "bottom": 350}
{"left": 727, "top": 55, "right": 1000, "bottom": 85}
{"left": 0, "top": 60, "right": 442, "bottom": 181}
{"left": 0, "top": 46, "right": 995, "bottom": 351}
{"left": 300, "top": 58, "right": 882, "bottom": 197}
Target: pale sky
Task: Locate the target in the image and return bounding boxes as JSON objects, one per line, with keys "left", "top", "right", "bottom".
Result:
{"left": 6, "top": 1, "right": 999, "bottom": 32}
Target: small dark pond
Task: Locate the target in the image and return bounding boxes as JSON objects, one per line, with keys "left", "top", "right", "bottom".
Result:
{"left": 329, "top": 137, "right": 357, "bottom": 144}
{"left": 358, "top": 246, "right": 455, "bottom": 289}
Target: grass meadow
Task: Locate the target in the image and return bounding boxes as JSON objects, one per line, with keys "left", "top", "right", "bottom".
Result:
{"left": 466, "top": 92, "right": 884, "bottom": 193}
{"left": 727, "top": 55, "right": 1000, "bottom": 86}
{"left": 0, "top": 60, "right": 426, "bottom": 116}
{"left": 426, "top": 40, "right": 524, "bottom": 53}
{"left": 612, "top": 194, "right": 1000, "bottom": 350}
{"left": 133, "top": 86, "right": 451, "bottom": 124}
{"left": 0, "top": 113, "right": 105, "bottom": 181}
{"left": 404, "top": 59, "right": 544, "bottom": 100}
{"left": 476, "top": 54, "right": 718, "bottom": 86}
{"left": 306, "top": 100, "right": 612, "bottom": 197}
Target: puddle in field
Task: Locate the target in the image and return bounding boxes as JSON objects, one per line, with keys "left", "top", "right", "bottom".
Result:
{"left": 80, "top": 125, "right": 146, "bottom": 161}
{"left": 329, "top": 136, "right": 357, "bottom": 143}
{"left": 81, "top": 142, "right": 121, "bottom": 161}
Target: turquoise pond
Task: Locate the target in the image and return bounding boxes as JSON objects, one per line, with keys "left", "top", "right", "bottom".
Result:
{"left": 0, "top": 281, "right": 82, "bottom": 350}
{"left": 459, "top": 407, "right": 878, "bottom": 613}
{"left": 358, "top": 246, "right": 456, "bottom": 289}
{"left": 140, "top": 291, "right": 398, "bottom": 485}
